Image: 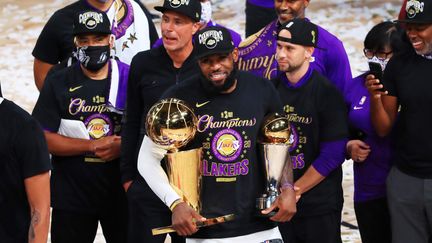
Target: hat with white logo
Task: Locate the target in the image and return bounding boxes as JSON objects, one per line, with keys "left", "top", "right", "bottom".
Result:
{"left": 73, "top": 10, "right": 111, "bottom": 36}
{"left": 398, "top": 0, "right": 432, "bottom": 24}
{"left": 277, "top": 18, "right": 318, "bottom": 47}
{"left": 155, "top": 0, "right": 201, "bottom": 22}
{"left": 194, "top": 26, "right": 234, "bottom": 59}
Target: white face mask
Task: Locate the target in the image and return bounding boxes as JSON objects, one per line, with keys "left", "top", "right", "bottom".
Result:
{"left": 367, "top": 56, "right": 389, "bottom": 71}
{"left": 200, "top": 1, "right": 212, "bottom": 24}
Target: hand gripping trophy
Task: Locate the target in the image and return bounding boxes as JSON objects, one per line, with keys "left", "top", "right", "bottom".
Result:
{"left": 256, "top": 113, "right": 293, "bottom": 216}
{"left": 146, "top": 98, "right": 234, "bottom": 235}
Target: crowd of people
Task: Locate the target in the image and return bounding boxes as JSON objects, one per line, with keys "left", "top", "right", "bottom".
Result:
{"left": 1, "top": 0, "right": 432, "bottom": 242}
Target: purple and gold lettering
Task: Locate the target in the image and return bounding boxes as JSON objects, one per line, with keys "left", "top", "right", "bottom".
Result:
{"left": 197, "top": 115, "right": 257, "bottom": 133}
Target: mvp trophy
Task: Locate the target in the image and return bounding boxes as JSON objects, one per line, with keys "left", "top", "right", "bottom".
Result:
{"left": 146, "top": 98, "right": 235, "bottom": 235}
{"left": 256, "top": 113, "right": 292, "bottom": 216}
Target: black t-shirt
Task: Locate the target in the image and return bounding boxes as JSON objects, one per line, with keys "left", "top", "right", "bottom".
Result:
{"left": 32, "top": 65, "right": 124, "bottom": 213}
{"left": 161, "top": 71, "right": 282, "bottom": 238}
{"left": 120, "top": 46, "right": 201, "bottom": 184}
{"left": 32, "top": 0, "right": 159, "bottom": 65}
{"left": 384, "top": 51, "right": 432, "bottom": 178}
{"left": 0, "top": 99, "right": 51, "bottom": 243}
{"left": 274, "top": 70, "right": 348, "bottom": 217}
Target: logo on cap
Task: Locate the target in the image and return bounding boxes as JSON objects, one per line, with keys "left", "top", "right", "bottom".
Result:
{"left": 169, "top": 0, "right": 190, "bottom": 8}
{"left": 199, "top": 30, "right": 224, "bottom": 49}
{"left": 79, "top": 12, "right": 104, "bottom": 30}
{"left": 406, "top": 0, "right": 424, "bottom": 18}
{"left": 311, "top": 30, "right": 316, "bottom": 44}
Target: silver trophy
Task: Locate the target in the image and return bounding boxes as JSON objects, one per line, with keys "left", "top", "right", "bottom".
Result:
{"left": 256, "top": 113, "right": 292, "bottom": 216}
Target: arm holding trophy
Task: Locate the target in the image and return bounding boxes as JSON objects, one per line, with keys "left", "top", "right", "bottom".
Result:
{"left": 137, "top": 135, "right": 205, "bottom": 236}
{"left": 137, "top": 98, "right": 234, "bottom": 236}
{"left": 294, "top": 139, "right": 348, "bottom": 198}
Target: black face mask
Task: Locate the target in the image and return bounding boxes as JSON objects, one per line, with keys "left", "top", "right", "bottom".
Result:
{"left": 76, "top": 45, "right": 110, "bottom": 71}
{"left": 199, "top": 68, "right": 238, "bottom": 95}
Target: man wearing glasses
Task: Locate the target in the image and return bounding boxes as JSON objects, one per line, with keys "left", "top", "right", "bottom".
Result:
{"left": 367, "top": 0, "right": 432, "bottom": 242}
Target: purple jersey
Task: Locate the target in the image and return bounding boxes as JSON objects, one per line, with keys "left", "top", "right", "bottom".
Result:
{"left": 346, "top": 74, "right": 392, "bottom": 202}
{"left": 152, "top": 20, "right": 242, "bottom": 49}
{"left": 238, "top": 19, "right": 352, "bottom": 94}
{"left": 247, "top": 0, "right": 274, "bottom": 9}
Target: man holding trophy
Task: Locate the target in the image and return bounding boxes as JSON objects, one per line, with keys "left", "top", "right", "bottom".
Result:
{"left": 138, "top": 26, "right": 296, "bottom": 242}
{"left": 273, "top": 19, "right": 349, "bottom": 243}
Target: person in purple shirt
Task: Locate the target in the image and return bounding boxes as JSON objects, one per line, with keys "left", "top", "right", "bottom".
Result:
{"left": 245, "top": 0, "right": 276, "bottom": 37}
{"left": 273, "top": 18, "right": 349, "bottom": 243}
{"left": 152, "top": 0, "right": 242, "bottom": 48}
{"left": 345, "top": 21, "right": 404, "bottom": 243}
{"left": 238, "top": 0, "right": 351, "bottom": 94}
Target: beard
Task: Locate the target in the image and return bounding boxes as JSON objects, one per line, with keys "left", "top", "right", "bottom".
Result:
{"left": 199, "top": 68, "right": 238, "bottom": 95}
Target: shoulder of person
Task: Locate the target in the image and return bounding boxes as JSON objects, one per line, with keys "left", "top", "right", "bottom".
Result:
{"left": 2, "top": 100, "right": 37, "bottom": 129}
{"left": 238, "top": 70, "right": 274, "bottom": 88}
{"left": 44, "top": 64, "right": 79, "bottom": 89}
{"left": 238, "top": 20, "right": 276, "bottom": 48}
{"left": 131, "top": 47, "right": 164, "bottom": 65}
{"left": 53, "top": 1, "right": 86, "bottom": 19}
{"left": 314, "top": 23, "right": 344, "bottom": 48}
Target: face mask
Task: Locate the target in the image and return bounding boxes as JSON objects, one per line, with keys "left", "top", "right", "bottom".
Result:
{"left": 200, "top": 1, "right": 212, "bottom": 24}
{"left": 367, "top": 56, "right": 389, "bottom": 71}
{"left": 76, "top": 45, "right": 110, "bottom": 71}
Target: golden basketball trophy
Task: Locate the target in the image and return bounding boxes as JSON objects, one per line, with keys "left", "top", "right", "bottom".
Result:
{"left": 256, "top": 113, "right": 292, "bottom": 216}
{"left": 146, "top": 98, "right": 235, "bottom": 235}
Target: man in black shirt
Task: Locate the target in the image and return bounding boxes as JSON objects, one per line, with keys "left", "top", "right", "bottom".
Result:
{"left": 273, "top": 19, "right": 348, "bottom": 243}
{"left": 367, "top": 1, "right": 432, "bottom": 242}
{"left": 138, "top": 25, "right": 296, "bottom": 242}
{"left": 121, "top": 0, "right": 202, "bottom": 242}
{"left": 32, "top": 10, "right": 128, "bottom": 243}
{"left": 32, "top": 0, "right": 158, "bottom": 90}
{"left": 0, "top": 95, "right": 51, "bottom": 243}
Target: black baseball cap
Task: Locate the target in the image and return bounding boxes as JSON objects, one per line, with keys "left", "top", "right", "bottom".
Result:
{"left": 398, "top": 0, "right": 432, "bottom": 24}
{"left": 277, "top": 18, "right": 318, "bottom": 47}
{"left": 194, "top": 26, "right": 235, "bottom": 59}
{"left": 155, "top": 0, "right": 201, "bottom": 22}
{"left": 73, "top": 10, "right": 111, "bottom": 36}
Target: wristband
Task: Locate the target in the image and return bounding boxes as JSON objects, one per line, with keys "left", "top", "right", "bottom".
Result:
{"left": 169, "top": 198, "right": 184, "bottom": 211}
{"left": 280, "top": 182, "right": 294, "bottom": 191}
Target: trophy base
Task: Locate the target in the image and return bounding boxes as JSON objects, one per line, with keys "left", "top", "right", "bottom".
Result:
{"left": 256, "top": 195, "right": 278, "bottom": 218}
{"left": 256, "top": 210, "right": 277, "bottom": 218}
{"left": 152, "top": 214, "right": 235, "bottom": 235}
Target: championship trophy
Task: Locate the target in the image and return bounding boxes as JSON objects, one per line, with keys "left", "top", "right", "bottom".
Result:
{"left": 256, "top": 113, "right": 292, "bottom": 217}
{"left": 146, "top": 98, "right": 235, "bottom": 235}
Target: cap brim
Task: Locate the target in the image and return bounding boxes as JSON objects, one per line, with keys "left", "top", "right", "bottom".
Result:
{"left": 396, "top": 19, "right": 432, "bottom": 24}
{"left": 73, "top": 30, "right": 112, "bottom": 36}
{"left": 195, "top": 48, "right": 234, "bottom": 60}
{"left": 154, "top": 6, "right": 166, "bottom": 13}
{"left": 154, "top": 6, "right": 199, "bottom": 22}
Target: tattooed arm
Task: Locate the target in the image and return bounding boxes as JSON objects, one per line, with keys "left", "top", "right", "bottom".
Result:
{"left": 24, "top": 171, "right": 50, "bottom": 243}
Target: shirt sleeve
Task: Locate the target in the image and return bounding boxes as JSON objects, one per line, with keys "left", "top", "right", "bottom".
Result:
{"left": 325, "top": 39, "right": 352, "bottom": 95}
{"left": 32, "top": 75, "right": 62, "bottom": 132}
{"left": 32, "top": 12, "right": 63, "bottom": 64}
{"left": 15, "top": 117, "right": 52, "bottom": 179}
{"left": 120, "top": 54, "right": 145, "bottom": 183}
{"left": 382, "top": 56, "right": 398, "bottom": 97}
{"left": 312, "top": 139, "right": 347, "bottom": 177}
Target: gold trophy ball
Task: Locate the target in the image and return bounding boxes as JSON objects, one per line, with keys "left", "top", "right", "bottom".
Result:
{"left": 146, "top": 98, "right": 197, "bottom": 151}
{"left": 261, "top": 113, "right": 291, "bottom": 144}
